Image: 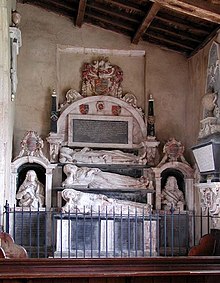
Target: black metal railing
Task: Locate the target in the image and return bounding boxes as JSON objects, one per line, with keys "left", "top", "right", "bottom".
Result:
{"left": 3, "top": 203, "right": 217, "bottom": 258}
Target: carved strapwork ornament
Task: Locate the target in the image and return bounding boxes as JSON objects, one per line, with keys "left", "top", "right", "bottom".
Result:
{"left": 158, "top": 138, "right": 190, "bottom": 167}
{"left": 198, "top": 182, "right": 220, "bottom": 228}
{"left": 14, "top": 131, "right": 48, "bottom": 162}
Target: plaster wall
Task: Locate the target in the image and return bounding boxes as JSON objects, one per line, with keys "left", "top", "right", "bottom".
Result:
{"left": 15, "top": 3, "right": 189, "bottom": 162}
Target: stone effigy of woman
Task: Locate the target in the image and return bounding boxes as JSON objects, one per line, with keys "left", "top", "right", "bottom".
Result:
{"left": 61, "top": 188, "right": 151, "bottom": 214}
{"left": 62, "top": 164, "right": 150, "bottom": 189}
{"left": 161, "top": 176, "right": 185, "bottom": 211}
{"left": 16, "top": 170, "right": 45, "bottom": 209}
{"left": 59, "top": 147, "right": 146, "bottom": 165}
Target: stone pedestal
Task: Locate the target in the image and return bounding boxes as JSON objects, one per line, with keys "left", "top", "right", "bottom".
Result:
{"left": 196, "top": 181, "right": 220, "bottom": 229}
{"left": 198, "top": 117, "right": 220, "bottom": 139}
{"left": 54, "top": 214, "right": 157, "bottom": 258}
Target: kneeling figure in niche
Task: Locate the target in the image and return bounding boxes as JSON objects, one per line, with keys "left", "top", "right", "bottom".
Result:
{"left": 62, "top": 164, "right": 150, "bottom": 189}
{"left": 161, "top": 176, "right": 185, "bottom": 211}
{"left": 16, "top": 170, "right": 45, "bottom": 209}
{"left": 62, "top": 188, "right": 151, "bottom": 214}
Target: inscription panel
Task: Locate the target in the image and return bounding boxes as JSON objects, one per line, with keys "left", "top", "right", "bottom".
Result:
{"left": 68, "top": 115, "right": 133, "bottom": 148}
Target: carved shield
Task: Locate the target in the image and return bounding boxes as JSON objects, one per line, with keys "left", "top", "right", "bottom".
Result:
{"left": 95, "top": 78, "right": 109, "bottom": 95}
{"left": 26, "top": 136, "right": 37, "bottom": 152}
{"left": 112, "top": 105, "right": 121, "bottom": 116}
{"left": 79, "top": 104, "right": 89, "bottom": 115}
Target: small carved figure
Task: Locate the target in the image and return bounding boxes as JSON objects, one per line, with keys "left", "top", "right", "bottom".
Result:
{"left": 161, "top": 176, "right": 185, "bottom": 211}
{"left": 59, "top": 147, "right": 146, "bottom": 165}
{"left": 16, "top": 170, "right": 44, "bottom": 208}
{"left": 62, "top": 188, "right": 151, "bottom": 214}
{"left": 62, "top": 164, "right": 150, "bottom": 189}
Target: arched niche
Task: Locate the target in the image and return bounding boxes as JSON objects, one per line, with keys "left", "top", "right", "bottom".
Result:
{"left": 11, "top": 156, "right": 56, "bottom": 209}
{"left": 152, "top": 162, "right": 194, "bottom": 211}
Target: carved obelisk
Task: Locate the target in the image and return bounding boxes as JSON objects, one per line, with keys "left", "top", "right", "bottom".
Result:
{"left": 50, "top": 89, "right": 58, "bottom": 133}
{"left": 147, "top": 94, "right": 155, "bottom": 138}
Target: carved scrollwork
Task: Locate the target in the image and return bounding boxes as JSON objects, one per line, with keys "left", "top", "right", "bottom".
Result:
{"left": 200, "top": 184, "right": 220, "bottom": 228}
{"left": 14, "top": 131, "right": 48, "bottom": 162}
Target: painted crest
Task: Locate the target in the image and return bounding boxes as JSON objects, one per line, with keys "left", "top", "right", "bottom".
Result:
{"left": 112, "top": 105, "right": 121, "bottom": 116}
{"left": 81, "top": 58, "right": 123, "bottom": 97}
{"left": 79, "top": 104, "right": 89, "bottom": 115}
{"left": 96, "top": 101, "right": 105, "bottom": 112}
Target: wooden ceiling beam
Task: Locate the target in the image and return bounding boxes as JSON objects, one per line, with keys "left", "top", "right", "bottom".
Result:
{"left": 144, "top": 33, "right": 194, "bottom": 51}
{"left": 105, "top": 0, "right": 144, "bottom": 14}
{"left": 76, "top": 0, "right": 87, "bottom": 27}
{"left": 149, "top": 26, "right": 201, "bottom": 44}
{"left": 132, "top": 3, "right": 160, "bottom": 44}
{"left": 155, "top": 15, "right": 209, "bottom": 35}
{"left": 85, "top": 12, "right": 135, "bottom": 32}
{"left": 188, "top": 26, "right": 220, "bottom": 57}
{"left": 86, "top": 3, "right": 140, "bottom": 24}
{"left": 151, "top": 0, "right": 220, "bottom": 24}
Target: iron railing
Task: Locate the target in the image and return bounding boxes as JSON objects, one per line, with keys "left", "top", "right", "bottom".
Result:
{"left": 3, "top": 203, "right": 217, "bottom": 258}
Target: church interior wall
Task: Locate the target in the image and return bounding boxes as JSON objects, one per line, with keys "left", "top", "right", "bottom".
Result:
{"left": 14, "top": 3, "right": 190, "bottom": 161}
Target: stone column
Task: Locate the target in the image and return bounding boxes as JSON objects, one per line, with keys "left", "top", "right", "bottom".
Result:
{"left": 0, "top": 0, "right": 16, "bottom": 224}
